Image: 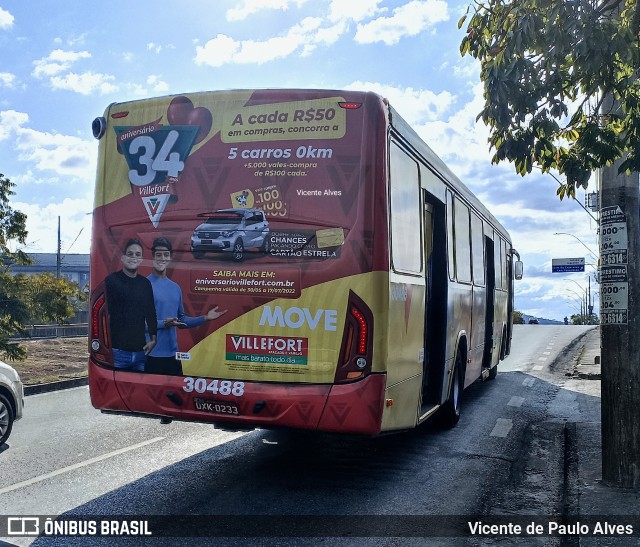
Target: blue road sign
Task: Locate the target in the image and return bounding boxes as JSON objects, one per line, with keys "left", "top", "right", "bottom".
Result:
{"left": 552, "top": 264, "right": 585, "bottom": 273}
{"left": 552, "top": 258, "right": 585, "bottom": 273}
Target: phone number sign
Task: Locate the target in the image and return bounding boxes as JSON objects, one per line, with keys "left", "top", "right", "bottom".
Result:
{"left": 600, "top": 206, "right": 628, "bottom": 325}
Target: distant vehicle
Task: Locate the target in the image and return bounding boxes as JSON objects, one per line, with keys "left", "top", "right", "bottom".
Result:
{"left": 528, "top": 318, "right": 539, "bottom": 325}
{"left": 190, "top": 208, "right": 270, "bottom": 261}
{"left": 0, "top": 360, "right": 24, "bottom": 445}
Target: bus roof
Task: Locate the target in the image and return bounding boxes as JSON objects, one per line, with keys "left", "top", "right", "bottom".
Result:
{"left": 386, "top": 102, "right": 512, "bottom": 244}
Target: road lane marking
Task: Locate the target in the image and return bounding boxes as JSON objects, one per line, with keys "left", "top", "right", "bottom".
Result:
{"left": 490, "top": 418, "right": 513, "bottom": 438}
{"left": 507, "top": 396, "right": 525, "bottom": 407}
{"left": 538, "top": 357, "right": 547, "bottom": 361}
{"left": 523, "top": 377, "right": 535, "bottom": 387}
{"left": 0, "top": 437, "right": 164, "bottom": 495}
{"left": 533, "top": 365, "right": 544, "bottom": 370}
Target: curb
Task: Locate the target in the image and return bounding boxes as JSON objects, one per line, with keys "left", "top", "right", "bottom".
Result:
{"left": 24, "top": 377, "right": 88, "bottom": 395}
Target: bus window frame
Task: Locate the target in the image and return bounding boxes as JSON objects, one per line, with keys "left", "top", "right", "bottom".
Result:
{"left": 494, "top": 235, "right": 503, "bottom": 290}
{"left": 388, "top": 139, "right": 424, "bottom": 276}
{"left": 470, "top": 211, "right": 486, "bottom": 287}
{"left": 453, "top": 196, "right": 472, "bottom": 285}
{"left": 446, "top": 190, "right": 455, "bottom": 281}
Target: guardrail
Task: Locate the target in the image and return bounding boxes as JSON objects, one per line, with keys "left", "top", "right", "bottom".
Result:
{"left": 16, "top": 324, "right": 89, "bottom": 339}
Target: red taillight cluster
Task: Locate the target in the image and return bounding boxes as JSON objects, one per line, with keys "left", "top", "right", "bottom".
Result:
{"left": 92, "top": 294, "right": 105, "bottom": 338}
{"left": 338, "top": 102, "right": 362, "bottom": 110}
{"left": 351, "top": 308, "right": 368, "bottom": 354}
{"left": 335, "top": 291, "right": 374, "bottom": 383}
{"left": 90, "top": 291, "right": 111, "bottom": 366}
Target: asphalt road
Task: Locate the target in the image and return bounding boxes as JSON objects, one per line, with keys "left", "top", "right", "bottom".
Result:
{"left": 0, "top": 325, "right": 598, "bottom": 546}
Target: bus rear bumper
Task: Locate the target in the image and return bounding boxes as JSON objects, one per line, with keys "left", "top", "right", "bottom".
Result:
{"left": 89, "top": 358, "right": 386, "bottom": 435}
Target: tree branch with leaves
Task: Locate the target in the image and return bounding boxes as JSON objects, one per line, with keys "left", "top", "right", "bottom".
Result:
{"left": 459, "top": 0, "right": 640, "bottom": 198}
{"left": 0, "top": 173, "right": 84, "bottom": 360}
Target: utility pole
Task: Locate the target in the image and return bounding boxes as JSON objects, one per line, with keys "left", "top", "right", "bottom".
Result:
{"left": 599, "top": 96, "right": 640, "bottom": 488}
{"left": 56, "top": 216, "right": 61, "bottom": 279}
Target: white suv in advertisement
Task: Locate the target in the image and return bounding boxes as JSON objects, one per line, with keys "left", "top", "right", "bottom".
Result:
{"left": 0, "top": 360, "right": 24, "bottom": 446}
{"left": 191, "top": 208, "right": 270, "bottom": 261}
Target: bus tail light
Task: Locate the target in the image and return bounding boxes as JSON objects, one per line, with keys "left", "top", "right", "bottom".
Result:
{"left": 90, "top": 290, "right": 112, "bottom": 366}
{"left": 335, "top": 291, "right": 374, "bottom": 383}
{"left": 338, "top": 101, "right": 362, "bottom": 110}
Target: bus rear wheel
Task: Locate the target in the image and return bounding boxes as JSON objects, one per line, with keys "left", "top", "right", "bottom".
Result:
{"left": 439, "top": 351, "right": 463, "bottom": 428}
{"left": 487, "top": 364, "right": 498, "bottom": 380}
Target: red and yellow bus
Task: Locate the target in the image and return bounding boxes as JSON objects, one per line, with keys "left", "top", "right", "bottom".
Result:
{"left": 89, "top": 89, "right": 522, "bottom": 435}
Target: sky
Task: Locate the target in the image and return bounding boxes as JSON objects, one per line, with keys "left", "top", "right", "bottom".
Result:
{"left": 0, "top": 0, "right": 600, "bottom": 322}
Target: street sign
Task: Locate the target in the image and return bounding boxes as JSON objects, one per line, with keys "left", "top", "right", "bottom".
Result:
{"left": 552, "top": 257, "right": 585, "bottom": 273}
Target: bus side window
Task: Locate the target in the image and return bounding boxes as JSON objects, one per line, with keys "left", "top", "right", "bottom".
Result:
{"left": 389, "top": 142, "right": 422, "bottom": 274}
{"left": 454, "top": 198, "right": 472, "bottom": 283}
{"left": 446, "top": 191, "right": 455, "bottom": 281}
{"left": 495, "top": 237, "right": 501, "bottom": 289}
{"left": 502, "top": 239, "right": 509, "bottom": 289}
{"left": 471, "top": 212, "right": 485, "bottom": 286}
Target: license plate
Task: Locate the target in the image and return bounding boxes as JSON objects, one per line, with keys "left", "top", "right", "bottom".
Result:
{"left": 193, "top": 397, "right": 240, "bottom": 415}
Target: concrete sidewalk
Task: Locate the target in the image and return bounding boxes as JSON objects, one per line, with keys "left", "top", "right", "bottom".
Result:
{"left": 574, "top": 326, "right": 601, "bottom": 380}
{"left": 568, "top": 326, "right": 640, "bottom": 544}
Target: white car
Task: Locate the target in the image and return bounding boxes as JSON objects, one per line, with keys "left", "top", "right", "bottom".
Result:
{"left": 0, "top": 360, "right": 24, "bottom": 445}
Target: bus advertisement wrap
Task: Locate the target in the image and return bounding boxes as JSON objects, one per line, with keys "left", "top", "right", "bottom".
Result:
{"left": 89, "top": 89, "right": 517, "bottom": 435}
{"left": 90, "top": 91, "right": 387, "bottom": 391}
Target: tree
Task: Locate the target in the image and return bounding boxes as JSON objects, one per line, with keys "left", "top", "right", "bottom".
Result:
{"left": 0, "top": 173, "right": 83, "bottom": 360}
{"left": 513, "top": 310, "right": 524, "bottom": 324}
{"left": 19, "top": 273, "right": 82, "bottom": 325}
{"left": 0, "top": 173, "right": 30, "bottom": 359}
{"left": 459, "top": 0, "right": 639, "bottom": 197}
{"left": 459, "top": 0, "right": 640, "bottom": 488}
{"left": 570, "top": 312, "right": 599, "bottom": 325}
{"left": 0, "top": 173, "right": 29, "bottom": 262}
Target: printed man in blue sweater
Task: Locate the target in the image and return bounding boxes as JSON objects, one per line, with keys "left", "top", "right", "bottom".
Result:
{"left": 146, "top": 237, "right": 227, "bottom": 375}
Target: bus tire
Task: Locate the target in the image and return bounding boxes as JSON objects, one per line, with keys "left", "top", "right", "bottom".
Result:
{"left": 439, "top": 351, "right": 463, "bottom": 428}
{"left": 487, "top": 364, "right": 498, "bottom": 380}
{"left": 232, "top": 240, "right": 244, "bottom": 261}
{"left": 500, "top": 327, "right": 507, "bottom": 360}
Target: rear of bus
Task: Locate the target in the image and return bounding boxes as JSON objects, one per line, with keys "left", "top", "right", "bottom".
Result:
{"left": 89, "top": 89, "right": 391, "bottom": 435}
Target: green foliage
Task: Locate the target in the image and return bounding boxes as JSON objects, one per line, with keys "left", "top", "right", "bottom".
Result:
{"left": 570, "top": 312, "right": 600, "bottom": 325}
{"left": 0, "top": 173, "right": 30, "bottom": 266}
{"left": 19, "top": 273, "right": 83, "bottom": 324}
{"left": 0, "top": 173, "right": 30, "bottom": 359}
{"left": 0, "top": 173, "right": 85, "bottom": 360}
{"left": 460, "top": 0, "right": 640, "bottom": 194}
{"left": 513, "top": 310, "right": 525, "bottom": 324}
{"left": 0, "top": 272, "right": 83, "bottom": 360}
{"left": 0, "top": 272, "right": 31, "bottom": 360}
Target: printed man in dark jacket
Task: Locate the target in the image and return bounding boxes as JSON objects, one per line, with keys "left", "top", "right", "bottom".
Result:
{"left": 104, "top": 238, "right": 157, "bottom": 371}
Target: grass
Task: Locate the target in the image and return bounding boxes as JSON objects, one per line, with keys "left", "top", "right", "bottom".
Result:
{"left": 10, "top": 337, "right": 88, "bottom": 385}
